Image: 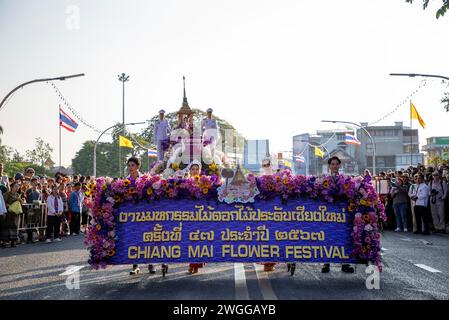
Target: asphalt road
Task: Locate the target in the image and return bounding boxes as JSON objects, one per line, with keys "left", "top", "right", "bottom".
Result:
{"left": 1, "top": 230, "right": 449, "bottom": 300}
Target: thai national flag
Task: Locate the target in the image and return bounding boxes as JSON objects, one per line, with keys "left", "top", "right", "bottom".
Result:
{"left": 345, "top": 133, "right": 361, "bottom": 145}
{"left": 148, "top": 149, "right": 158, "bottom": 158}
{"left": 294, "top": 155, "right": 305, "bottom": 163}
{"left": 59, "top": 106, "right": 78, "bottom": 132}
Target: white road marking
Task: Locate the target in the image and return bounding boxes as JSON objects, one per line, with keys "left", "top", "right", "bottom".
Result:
{"left": 253, "top": 264, "right": 278, "bottom": 300}
{"left": 400, "top": 238, "right": 412, "bottom": 242}
{"left": 381, "top": 247, "right": 389, "bottom": 251}
{"left": 59, "top": 265, "right": 85, "bottom": 276}
{"left": 414, "top": 264, "right": 441, "bottom": 273}
{"left": 418, "top": 239, "right": 432, "bottom": 245}
{"left": 234, "top": 263, "right": 249, "bottom": 300}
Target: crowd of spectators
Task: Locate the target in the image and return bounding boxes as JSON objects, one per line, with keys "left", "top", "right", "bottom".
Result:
{"left": 374, "top": 164, "right": 449, "bottom": 234}
{"left": 0, "top": 163, "right": 93, "bottom": 248}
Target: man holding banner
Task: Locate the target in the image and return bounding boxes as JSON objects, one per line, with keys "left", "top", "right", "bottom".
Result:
{"left": 321, "top": 156, "right": 355, "bottom": 274}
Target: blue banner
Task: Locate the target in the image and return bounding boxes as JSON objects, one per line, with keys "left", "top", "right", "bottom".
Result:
{"left": 109, "top": 198, "right": 357, "bottom": 264}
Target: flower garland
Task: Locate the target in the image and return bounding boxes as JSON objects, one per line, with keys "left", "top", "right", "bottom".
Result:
{"left": 85, "top": 170, "right": 386, "bottom": 270}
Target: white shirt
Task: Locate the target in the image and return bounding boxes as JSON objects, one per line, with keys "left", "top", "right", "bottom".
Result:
{"left": 0, "top": 190, "right": 7, "bottom": 215}
{"left": 47, "top": 195, "right": 64, "bottom": 216}
{"left": 154, "top": 119, "right": 171, "bottom": 141}
{"left": 201, "top": 118, "right": 218, "bottom": 131}
{"left": 411, "top": 183, "right": 430, "bottom": 207}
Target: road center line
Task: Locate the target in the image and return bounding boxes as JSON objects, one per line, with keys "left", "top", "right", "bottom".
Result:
{"left": 234, "top": 263, "right": 249, "bottom": 300}
{"left": 253, "top": 264, "right": 278, "bottom": 300}
{"left": 414, "top": 264, "right": 442, "bottom": 273}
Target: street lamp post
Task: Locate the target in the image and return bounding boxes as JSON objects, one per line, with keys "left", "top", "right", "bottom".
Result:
{"left": 390, "top": 73, "right": 449, "bottom": 81}
{"left": 322, "top": 120, "right": 376, "bottom": 176}
{"left": 0, "top": 73, "right": 85, "bottom": 112}
{"left": 117, "top": 73, "right": 130, "bottom": 176}
{"left": 93, "top": 121, "right": 145, "bottom": 177}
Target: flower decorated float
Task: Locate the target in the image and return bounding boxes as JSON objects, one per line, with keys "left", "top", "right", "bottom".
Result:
{"left": 85, "top": 169, "right": 386, "bottom": 271}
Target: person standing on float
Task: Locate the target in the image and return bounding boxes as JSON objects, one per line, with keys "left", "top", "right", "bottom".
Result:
{"left": 321, "top": 156, "right": 355, "bottom": 274}
{"left": 201, "top": 108, "right": 219, "bottom": 157}
{"left": 154, "top": 110, "right": 171, "bottom": 161}
{"left": 260, "top": 158, "right": 277, "bottom": 272}
{"left": 127, "top": 157, "right": 169, "bottom": 276}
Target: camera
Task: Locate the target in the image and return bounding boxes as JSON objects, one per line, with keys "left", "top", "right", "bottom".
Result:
{"left": 430, "top": 189, "right": 439, "bottom": 196}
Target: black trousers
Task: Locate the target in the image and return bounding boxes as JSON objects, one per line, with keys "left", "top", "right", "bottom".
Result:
{"left": 414, "top": 205, "right": 430, "bottom": 234}
{"left": 70, "top": 212, "right": 81, "bottom": 234}
{"left": 46, "top": 215, "right": 61, "bottom": 239}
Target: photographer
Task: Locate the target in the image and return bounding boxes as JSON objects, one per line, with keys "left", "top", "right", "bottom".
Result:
{"left": 429, "top": 171, "right": 447, "bottom": 233}
{"left": 410, "top": 173, "right": 430, "bottom": 235}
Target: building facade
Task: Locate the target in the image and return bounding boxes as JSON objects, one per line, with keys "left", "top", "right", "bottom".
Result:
{"left": 293, "top": 130, "right": 359, "bottom": 176}
{"left": 357, "top": 122, "right": 424, "bottom": 173}
{"left": 243, "top": 139, "right": 270, "bottom": 173}
{"left": 422, "top": 136, "right": 449, "bottom": 164}
{"left": 293, "top": 122, "right": 424, "bottom": 176}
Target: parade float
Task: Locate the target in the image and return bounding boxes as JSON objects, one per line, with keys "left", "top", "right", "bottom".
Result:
{"left": 84, "top": 80, "right": 386, "bottom": 273}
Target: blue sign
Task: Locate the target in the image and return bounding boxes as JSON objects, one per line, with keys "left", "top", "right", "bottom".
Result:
{"left": 109, "top": 198, "right": 356, "bottom": 264}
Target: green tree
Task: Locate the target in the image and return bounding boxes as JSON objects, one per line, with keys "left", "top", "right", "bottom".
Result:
{"left": 406, "top": 0, "right": 449, "bottom": 18}
{"left": 3, "top": 162, "right": 53, "bottom": 178}
{"left": 25, "top": 137, "right": 54, "bottom": 168}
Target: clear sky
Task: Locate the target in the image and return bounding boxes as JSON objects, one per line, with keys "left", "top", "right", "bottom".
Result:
{"left": 1, "top": 0, "right": 448, "bottom": 166}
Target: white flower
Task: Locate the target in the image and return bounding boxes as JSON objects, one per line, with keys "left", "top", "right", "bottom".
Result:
{"left": 152, "top": 181, "right": 162, "bottom": 190}
{"left": 106, "top": 197, "right": 115, "bottom": 204}
{"left": 364, "top": 224, "right": 374, "bottom": 232}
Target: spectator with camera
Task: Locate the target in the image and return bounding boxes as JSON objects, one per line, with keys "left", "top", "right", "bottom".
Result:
{"left": 429, "top": 171, "right": 447, "bottom": 233}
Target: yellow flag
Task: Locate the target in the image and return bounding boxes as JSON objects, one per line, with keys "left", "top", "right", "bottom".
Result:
{"left": 411, "top": 101, "right": 425, "bottom": 129}
{"left": 314, "top": 146, "right": 324, "bottom": 158}
{"left": 119, "top": 135, "right": 133, "bottom": 148}
{"left": 283, "top": 160, "right": 292, "bottom": 168}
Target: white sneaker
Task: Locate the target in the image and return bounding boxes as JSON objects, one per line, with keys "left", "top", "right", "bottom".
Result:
{"left": 45, "top": 239, "right": 52, "bottom": 243}
{"left": 394, "top": 228, "right": 401, "bottom": 232}
{"left": 404, "top": 228, "right": 408, "bottom": 232}
{"left": 54, "top": 238, "right": 62, "bottom": 242}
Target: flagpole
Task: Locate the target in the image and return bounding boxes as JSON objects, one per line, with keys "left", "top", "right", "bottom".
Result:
{"left": 59, "top": 105, "right": 61, "bottom": 169}
{"left": 410, "top": 100, "right": 413, "bottom": 168}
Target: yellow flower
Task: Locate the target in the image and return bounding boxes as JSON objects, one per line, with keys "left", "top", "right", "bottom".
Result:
{"left": 348, "top": 202, "right": 355, "bottom": 212}
{"left": 172, "top": 163, "right": 180, "bottom": 170}
{"left": 323, "top": 179, "right": 329, "bottom": 189}
{"left": 102, "top": 184, "right": 107, "bottom": 191}
{"left": 96, "top": 224, "right": 102, "bottom": 231}
{"left": 194, "top": 175, "right": 200, "bottom": 181}
{"left": 123, "top": 179, "right": 131, "bottom": 186}
{"left": 113, "top": 195, "right": 121, "bottom": 202}
{"left": 129, "top": 187, "right": 136, "bottom": 194}
{"left": 209, "top": 163, "right": 217, "bottom": 171}
{"left": 283, "top": 178, "right": 288, "bottom": 185}
{"left": 108, "top": 249, "right": 115, "bottom": 256}
{"left": 202, "top": 188, "right": 208, "bottom": 194}
{"left": 146, "top": 188, "right": 153, "bottom": 196}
